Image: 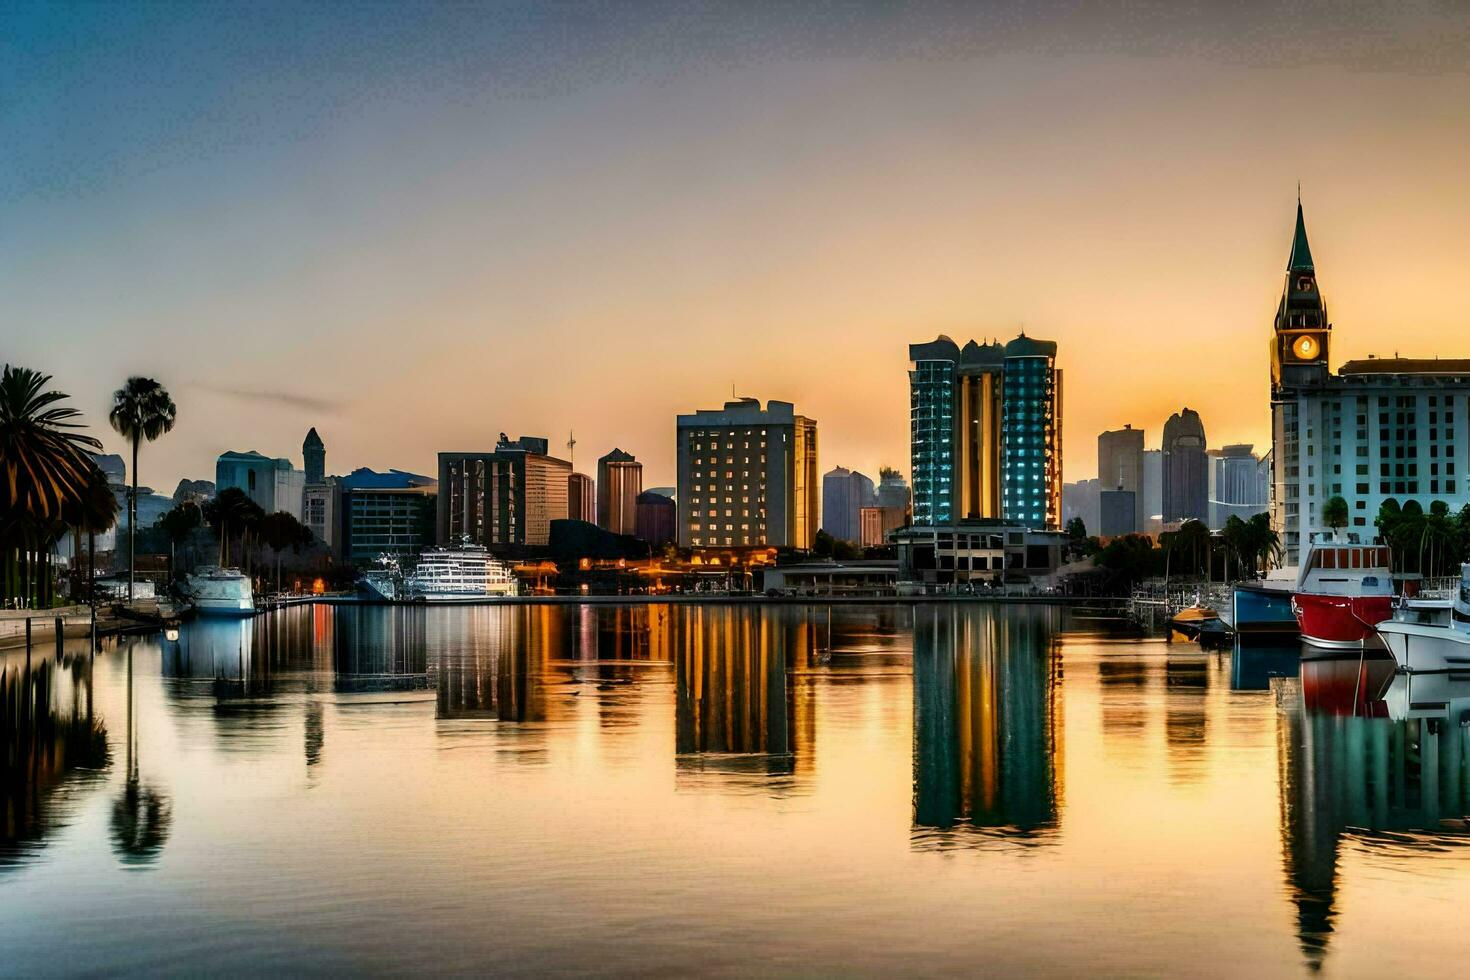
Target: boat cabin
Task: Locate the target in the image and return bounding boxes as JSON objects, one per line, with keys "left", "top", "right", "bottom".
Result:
{"left": 1295, "top": 542, "right": 1393, "bottom": 596}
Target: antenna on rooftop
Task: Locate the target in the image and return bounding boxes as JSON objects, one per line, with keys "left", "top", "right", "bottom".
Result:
{"left": 567, "top": 429, "right": 576, "bottom": 468}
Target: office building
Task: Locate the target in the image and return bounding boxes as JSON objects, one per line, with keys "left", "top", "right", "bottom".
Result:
{"left": 1098, "top": 424, "right": 1145, "bottom": 532}
{"left": 1162, "top": 408, "right": 1208, "bottom": 523}
{"left": 821, "top": 466, "right": 876, "bottom": 543}
{"left": 216, "top": 449, "right": 306, "bottom": 519}
{"left": 304, "top": 481, "right": 338, "bottom": 552}
{"left": 597, "top": 449, "right": 642, "bottom": 535}
{"left": 438, "top": 435, "right": 572, "bottom": 549}
{"left": 909, "top": 333, "right": 1062, "bottom": 530}
{"left": 568, "top": 472, "right": 596, "bottom": 523}
{"left": 859, "top": 505, "right": 906, "bottom": 548}
{"left": 1208, "top": 444, "right": 1269, "bottom": 528}
{"left": 1142, "top": 449, "right": 1163, "bottom": 527}
{"left": 675, "top": 398, "right": 818, "bottom": 549}
{"left": 1269, "top": 201, "right": 1470, "bottom": 563}
{"left": 876, "top": 467, "right": 910, "bottom": 514}
{"left": 635, "top": 490, "right": 677, "bottom": 548}
{"left": 1099, "top": 489, "right": 1137, "bottom": 537}
{"left": 1061, "top": 478, "right": 1100, "bottom": 537}
{"left": 338, "top": 468, "right": 437, "bottom": 563}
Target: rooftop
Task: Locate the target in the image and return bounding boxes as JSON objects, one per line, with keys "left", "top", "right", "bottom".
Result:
{"left": 1339, "top": 357, "right": 1470, "bottom": 376}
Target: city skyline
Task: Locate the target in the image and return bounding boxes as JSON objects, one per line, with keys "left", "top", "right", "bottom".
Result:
{"left": 9, "top": 4, "right": 1470, "bottom": 492}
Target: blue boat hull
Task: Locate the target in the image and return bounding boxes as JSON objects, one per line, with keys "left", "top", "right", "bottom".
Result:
{"left": 1231, "top": 585, "right": 1298, "bottom": 638}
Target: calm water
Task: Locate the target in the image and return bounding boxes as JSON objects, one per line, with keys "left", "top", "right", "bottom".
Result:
{"left": 4, "top": 603, "right": 1470, "bottom": 977}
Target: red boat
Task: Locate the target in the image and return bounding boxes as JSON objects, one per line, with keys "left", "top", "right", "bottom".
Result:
{"left": 1290, "top": 541, "right": 1395, "bottom": 652}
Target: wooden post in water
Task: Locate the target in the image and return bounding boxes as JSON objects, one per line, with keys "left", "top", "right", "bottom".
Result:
{"left": 25, "top": 616, "right": 32, "bottom": 664}
{"left": 55, "top": 615, "right": 63, "bottom": 660}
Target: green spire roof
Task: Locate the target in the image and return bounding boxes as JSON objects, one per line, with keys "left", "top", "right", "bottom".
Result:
{"left": 1288, "top": 200, "right": 1314, "bottom": 271}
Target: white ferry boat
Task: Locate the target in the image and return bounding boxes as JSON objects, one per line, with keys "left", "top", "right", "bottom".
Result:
{"left": 183, "top": 567, "right": 255, "bottom": 616}
{"left": 404, "top": 543, "right": 517, "bottom": 601}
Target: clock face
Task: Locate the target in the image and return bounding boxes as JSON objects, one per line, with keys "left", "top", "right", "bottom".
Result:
{"left": 1292, "top": 334, "right": 1319, "bottom": 360}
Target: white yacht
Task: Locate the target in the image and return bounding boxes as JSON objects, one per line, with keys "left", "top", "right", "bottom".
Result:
{"left": 1374, "top": 563, "right": 1470, "bottom": 673}
{"left": 356, "top": 555, "right": 401, "bottom": 601}
{"left": 183, "top": 567, "right": 255, "bottom": 616}
{"left": 404, "top": 543, "right": 517, "bottom": 601}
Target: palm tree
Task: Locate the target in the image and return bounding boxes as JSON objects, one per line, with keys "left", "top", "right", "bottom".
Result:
{"left": 109, "top": 378, "right": 177, "bottom": 601}
{"left": 61, "top": 464, "right": 120, "bottom": 607}
{"left": 0, "top": 365, "right": 103, "bottom": 606}
{"left": 159, "top": 502, "right": 202, "bottom": 582}
{"left": 203, "top": 487, "right": 264, "bottom": 570}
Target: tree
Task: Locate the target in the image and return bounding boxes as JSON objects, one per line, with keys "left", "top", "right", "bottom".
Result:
{"left": 1322, "top": 495, "right": 1349, "bottom": 536}
{"left": 0, "top": 366, "right": 103, "bottom": 606}
{"left": 159, "top": 502, "right": 202, "bottom": 581}
{"left": 1065, "top": 517, "right": 1087, "bottom": 541}
{"left": 203, "top": 488, "right": 264, "bottom": 570}
{"left": 109, "top": 377, "right": 177, "bottom": 601}
{"left": 256, "top": 511, "right": 313, "bottom": 592}
{"left": 62, "top": 464, "right": 119, "bottom": 605}
{"left": 1221, "top": 515, "right": 1247, "bottom": 581}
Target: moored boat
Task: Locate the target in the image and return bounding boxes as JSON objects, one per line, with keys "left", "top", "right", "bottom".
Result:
{"left": 1230, "top": 576, "right": 1298, "bottom": 640}
{"left": 1291, "top": 540, "right": 1393, "bottom": 652}
{"left": 183, "top": 567, "right": 255, "bottom": 616}
{"left": 404, "top": 542, "right": 517, "bottom": 601}
{"left": 1374, "top": 563, "right": 1470, "bottom": 674}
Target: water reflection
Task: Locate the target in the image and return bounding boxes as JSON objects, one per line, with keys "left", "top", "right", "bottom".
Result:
{"left": 1278, "top": 660, "right": 1470, "bottom": 969}
{"left": 1, "top": 652, "right": 109, "bottom": 869}
{"left": 1230, "top": 643, "right": 1301, "bottom": 692}
{"left": 911, "top": 605, "right": 1064, "bottom": 847}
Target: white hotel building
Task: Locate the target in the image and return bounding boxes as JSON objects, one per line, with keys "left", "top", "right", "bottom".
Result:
{"left": 1270, "top": 202, "right": 1470, "bottom": 565}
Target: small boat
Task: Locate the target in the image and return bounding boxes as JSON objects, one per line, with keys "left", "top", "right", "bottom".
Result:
{"left": 182, "top": 567, "right": 255, "bottom": 616}
{"left": 1374, "top": 563, "right": 1470, "bottom": 674}
{"left": 1229, "top": 574, "right": 1298, "bottom": 640}
{"left": 1169, "top": 604, "right": 1226, "bottom": 645}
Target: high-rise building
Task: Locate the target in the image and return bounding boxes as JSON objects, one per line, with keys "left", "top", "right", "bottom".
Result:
{"left": 596, "top": 449, "right": 642, "bottom": 535}
{"left": 1142, "top": 449, "right": 1163, "bottom": 527}
{"left": 1098, "top": 424, "right": 1144, "bottom": 532}
{"left": 338, "top": 468, "right": 438, "bottom": 562}
{"left": 568, "top": 472, "right": 596, "bottom": 523}
{"left": 1061, "top": 479, "right": 1100, "bottom": 536}
{"left": 1099, "top": 489, "right": 1137, "bottom": 537}
{"left": 876, "top": 467, "right": 910, "bottom": 514}
{"left": 821, "top": 466, "right": 876, "bottom": 543}
{"left": 909, "top": 333, "right": 1062, "bottom": 529}
{"left": 303, "top": 427, "right": 325, "bottom": 486}
{"left": 1269, "top": 200, "right": 1470, "bottom": 564}
{"left": 437, "top": 435, "right": 571, "bottom": 549}
{"left": 1162, "top": 408, "right": 1208, "bottom": 523}
{"left": 1207, "top": 444, "right": 1268, "bottom": 528}
{"left": 216, "top": 450, "right": 306, "bottom": 519}
{"left": 635, "top": 490, "right": 676, "bottom": 548}
{"left": 675, "top": 398, "right": 818, "bottom": 549}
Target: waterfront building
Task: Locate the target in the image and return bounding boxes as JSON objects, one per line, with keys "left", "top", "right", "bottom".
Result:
{"left": 892, "top": 524, "right": 1064, "bottom": 588}
{"left": 1162, "top": 408, "right": 1208, "bottom": 523}
{"left": 1061, "top": 478, "right": 1100, "bottom": 537}
{"left": 339, "top": 468, "right": 438, "bottom": 563}
{"left": 908, "top": 333, "right": 1062, "bottom": 530}
{"left": 1098, "top": 424, "right": 1145, "bottom": 532}
{"left": 859, "top": 505, "right": 906, "bottom": 548}
{"left": 597, "top": 449, "right": 642, "bottom": 535}
{"left": 675, "top": 398, "right": 818, "bottom": 549}
{"left": 635, "top": 490, "right": 677, "bottom": 547}
{"left": 303, "top": 480, "right": 339, "bottom": 552}
{"left": 821, "top": 466, "right": 876, "bottom": 543}
{"left": 216, "top": 449, "right": 307, "bottom": 519}
{"left": 303, "top": 428, "right": 326, "bottom": 485}
{"left": 1099, "top": 489, "right": 1137, "bottom": 537}
{"left": 568, "top": 472, "right": 596, "bottom": 523}
{"left": 1208, "top": 444, "right": 1269, "bottom": 528}
{"left": 438, "top": 435, "right": 572, "bottom": 549}
{"left": 1269, "top": 201, "right": 1470, "bottom": 564}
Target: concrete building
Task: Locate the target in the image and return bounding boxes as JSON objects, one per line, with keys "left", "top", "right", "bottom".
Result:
{"left": 1208, "top": 444, "right": 1269, "bottom": 528}
{"left": 1061, "top": 478, "right": 1100, "bottom": 537}
{"left": 216, "top": 450, "right": 306, "bottom": 519}
{"left": 909, "top": 333, "right": 1062, "bottom": 531}
{"left": 568, "top": 472, "right": 596, "bottom": 523}
{"left": 1142, "top": 449, "right": 1163, "bottom": 528}
{"left": 635, "top": 490, "right": 676, "bottom": 548}
{"left": 876, "top": 467, "right": 910, "bottom": 514}
{"left": 339, "top": 468, "right": 437, "bottom": 563}
{"left": 1269, "top": 200, "right": 1470, "bottom": 563}
{"left": 596, "top": 449, "right": 642, "bottom": 535}
{"left": 821, "top": 466, "right": 876, "bottom": 543}
{"left": 304, "top": 481, "right": 338, "bottom": 552}
{"left": 438, "top": 435, "right": 571, "bottom": 549}
{"left": 1098, "top": 424, "right": 1145, "bottom": 532}
{"left": 1099, "top": 489, "right": 1137, "bottom": 537}
{"left": 303, "top": 428, "right": 325, "bottom": 485}
{"left": 676, "top": 398, "right": 818, "bottom": 549}
{"left": 859, "top": 505, "right": 907, "bottom": 548}
{"left": 893, "top": 524, "right": 1065, "bottom": 588}
{"left": 1162, "top": 408, "right": 1208, "bottom": 523}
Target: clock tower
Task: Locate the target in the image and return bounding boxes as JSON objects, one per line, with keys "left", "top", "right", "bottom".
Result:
{"left": 1270, "top": 198, "right": 1331, "bottom": 393}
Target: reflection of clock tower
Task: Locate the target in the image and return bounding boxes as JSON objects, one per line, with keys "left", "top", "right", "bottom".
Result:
{"left": 1271, "top": 199, "right": 1330, "bottom": 393}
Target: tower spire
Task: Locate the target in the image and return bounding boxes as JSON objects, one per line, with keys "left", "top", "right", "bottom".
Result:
{"left": 1289, "top": 194, "right": 1314, "bottom": 272}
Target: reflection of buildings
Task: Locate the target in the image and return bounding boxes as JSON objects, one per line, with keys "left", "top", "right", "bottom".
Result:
{"left": 1277, "top": 669, "right": 1470, "bottom": 969}
{"left": 676, "top": 608, "right": 794, "bottom": 763}
{"left": 912, "top": 606, "right": 1063, "bottom": 842}
{"left": 332, "top": 606, "right": 428, "bottom": 692}
{"left": 1, "top": 654, "right": 109, "bottom": 868}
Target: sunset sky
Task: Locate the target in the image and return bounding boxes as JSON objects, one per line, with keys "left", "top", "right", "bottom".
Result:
{"left": 6, "top": 2, "right": 1470, "bottom": 493}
